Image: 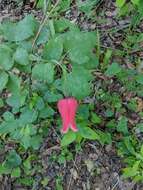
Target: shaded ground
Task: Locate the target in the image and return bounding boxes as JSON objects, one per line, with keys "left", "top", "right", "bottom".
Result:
{"left": 1, "top": 0, "right": 143, "bottom": 190}
{"left": 39, "top": 138, "right": 135, "bottom": 190}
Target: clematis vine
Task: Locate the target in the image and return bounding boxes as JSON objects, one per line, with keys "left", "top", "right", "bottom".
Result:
{"left": 57, "top": 97, "right": 78, "bottom": 133}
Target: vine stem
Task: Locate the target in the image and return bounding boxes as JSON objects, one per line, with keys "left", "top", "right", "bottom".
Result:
{"left": 32, "top": 0, "right": 61, "bottom": 50}
{"left": 28, "top": 0, "right": 61, "bottom": 97}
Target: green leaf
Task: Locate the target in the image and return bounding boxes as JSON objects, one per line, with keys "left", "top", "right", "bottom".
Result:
{"left": 4, "top": 150, "right": 22, "bottom": 169}
{"left": 105, "top": 62, "right": 122, "bottom": 77}
{"left": 106, "top": 119, "right": 116, "bottom": 129}
{"left": 19, "top": 107, "right": 38, "bottom": 125}
{"left": 122, "top": 161, "right": 140, "bottom": 178}
{"left": 78, "top": 105, "right": 90, "bottom": 120}
{"left": 34, "top": 96, "right": 45, "bottom": 110}
{"left": 0, "top": 45, "right": 13, "bottom": 70}
{"left": 0, "top": 164, "right": 11, "bottom": 175}
{"left": 131, "top": 0, "right": 140, "bottom": 6}
{"left": 62, "top": 66, "right": 92, "bottom": 99}
{"left": 64, "top": 31, "right": 96, "bottom": 64}
{"left": 39, "top": 107, "right": 55, "bottom": 118}
{"left": 61, "top": 131, "right": 76, "bottom": 146}
{"left": 37, "top": 0, "right": 44, "bottom": 8}
{"left": 14, "top": 47, "right": 29, "bottom": 65}
{"left": 44, "top": 91, "right": 63, "bottom": 102}
{"left": 117, "top": 116, "right": 129, "bottom": 135}
{"left": 78, "top": 123, "right": 100, "bottom": 140}
{"left": 105, "top": 109, "right": 114, "bottom": 118}
{"left": 140, "top": 145, "right": 143, "bottom": 156}
{"left": 32, "top": 63, "right": 54, "bottom": 83}
{"left": 0, "top": 98, "right": 4, "bottom": 108}
{"left": 7, "top": 73, "right": 21, "bottom": 94}
{"left": 136, "top": 123, "right": 143, "bottom": 132}
{"left": 3, "top": 111, "right": 14, "bottom": 121}
{"left": 13, "top": 124, "right": 39, "bottom": 149}
{"left": 77, "top": 0, "right": 99, "bottom": 15}
{"left": 123, "top": 137, "right": 136, "bottom": 155}
{"left": 84, "top": 55, "right": 99, "bottom": 69}
{"left": 6, "top": 94, "right": 21, "bottom": 109}
{"left": 97, "top": 131, "right": 112, "bottom": 144}
{"left": 6, "top": 90, "right": 28, "bottom": 109}
{"left": 30, "top": 135, "right": 42, "bottom": 150}
{"left": 91, "top": 113, "right": 102, "bottom": 124}
{"left": 41, "top": 177, "right": 49, "bottom": 187}
{"left": 116, "top": 0, "right": 126, "bottom": 7}
{"left": 0, "top": 120, "right": 18, "bottom": 134}
{"left": 43, "top": 37, "right": 63, "bottom": 61}
{"left": 127, "top": 99, "right": 137, "bottom": 111}
{"left": 37, "top": 26, "right": 50, "bottom": 45}
{"left": 11, "top": 167, "right": 21, "bottom": 178}
{"left": 2, "top": 15, "right": 37, "bottom": 41}
{"left": 23, "top": 159, "right": 31, "bottom": 170}
{"left": 17, "top": 177, "right": 34, "bottom": 186}
{"left": 136, "top": 74, "right": 143, "bottom": 84}
{"left": 0, "top": 71, "right": 8, "bottom": 91}
{"left": 54, "top": 18, "right": 78, "bottom": 33}
{"left": 57, "top": 0, "right": 71, "bottom": 12}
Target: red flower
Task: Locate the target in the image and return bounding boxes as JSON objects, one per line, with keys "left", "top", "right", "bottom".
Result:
{"left": 57, "top": 97, "right": 78, "bottom": 133}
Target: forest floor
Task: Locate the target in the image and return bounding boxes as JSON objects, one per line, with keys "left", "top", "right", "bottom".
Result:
{"left": 0, "top": 0, "right": 143, "bottom": 190}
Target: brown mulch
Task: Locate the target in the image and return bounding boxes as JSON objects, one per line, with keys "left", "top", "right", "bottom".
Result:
{"left": 1, "top": 0, "right": 143, "bottom": 190}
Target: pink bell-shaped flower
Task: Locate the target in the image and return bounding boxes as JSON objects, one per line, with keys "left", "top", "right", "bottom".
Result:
{"left": 57, "top": 97, "right": 78, "bottom": 133}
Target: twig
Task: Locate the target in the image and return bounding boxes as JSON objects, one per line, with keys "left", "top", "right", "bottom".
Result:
{"left": 32, "top": 0, "right": 61, "bottom": 49}
{"left": 28, "top": 0, "right": 61, "bottom": 97}
{"left": 67, "top": 154, "right": 78, "bottom": 190}
{"left": 111, "top": 178, "right": 119, "bottom": 190}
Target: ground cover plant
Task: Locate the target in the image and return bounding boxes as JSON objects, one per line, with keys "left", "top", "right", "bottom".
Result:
{"left": 0, "top": 0, "right": 143, "bottom": 189}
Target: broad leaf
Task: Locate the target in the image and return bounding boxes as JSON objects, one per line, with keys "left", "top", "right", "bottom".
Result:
{"left": 91, "top": 113, "right": 102, "bottom": 124}
{"left": 3, "top": 111, "right": 14, "bottom": 121}
{"left": 0, "top": 98, "right": 4, "bottom": 108}
{"left": 61, "top": 131, "right": 76, "bottom": 146}
{"left": 32, "top": 63, "right": 54, "bottom": 83}
{"left": 84, "top": 55, "right": 99, "bottom": 69}
{"left": 124, "top": 137, "right": 136, "bottom": 155}
{"left": 62, "top": 66, "right": 92, "bottom": 99}
{"left": 77, "top": 0, "right": 99, "bottom": 15}
{"left": 11, "top": 167, "right": 21, "bottom": 178}
{"left": 0, "top": 164, "right": 11, "bottom": 175}
{"left": 43, "top": 37, "right": 63, "bottom": 61}
{"left": 30, "top": 135, "right": 42, "bottom": 150}
{"left": 105, "top": 62, "right": 122, "bottom": 77}
{"left": 122, "top": 161, "right": 140, "bottom": 178}
{"left": 36, "top": 26, "right": 50, "bottom": 45}
{"left": 0, "top": 45, "right": 13, "bottom": 70}
{"left": 117, "top": 116, "right": 129, "bottom": 135}
{"left": 19, "top": 107, "right": 38, "bottom": 125}
{"left": 0, "top": 71, "right": 9, "bottom": 91}
{"left": 44, "top": 91, "right": 63, "bottom": 102}
{"left": 136, "top": 74, "right": 143, "bottom": 84}
{"left": 2, "top": 15, "right": 37, "bottom": 41}
{"left": 4, "top": 150, "right": 22, "bottom": 169}
{"left": 116, "top": 0, "right": 126, "bottom": 7}
{"left": 6, "top": 90, "right": 28, "bottom": 109}
{"left": 54, "top": 18, "right": 79, "bottom": 33}
{"left": 57, "top": 0, "right": 71, "bottom": 12}
{"left": 64, "top": 31, "right": 96, "bottom": 64}
{"left": 0, "top": 120, "right": 18, "bottom": 134}
{"left": 14, "top": 47, "right": 29, "bottom": 65}
{"left": 39, "top": 107, "right": 55, "bottom": 118}
{"left": 131, "top": 0, "right": 140, "bottom": 6}
{"left": 97, "top": 131, "right": 112, "bottom": 144}
{"left": 7, "top": 73, "right": 21, "bottom": 94}
{"left": 78, "top": 123, "right": 100, "bottom": 140}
